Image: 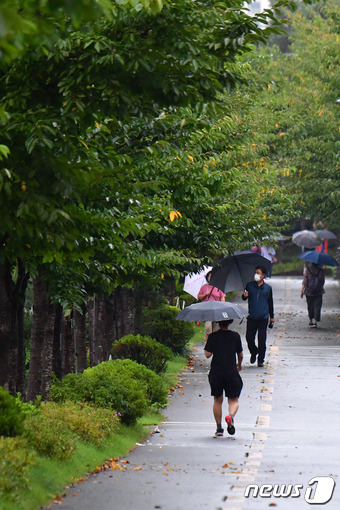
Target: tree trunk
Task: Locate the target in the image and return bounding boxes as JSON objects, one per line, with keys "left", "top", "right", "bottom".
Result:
{"left": 61, "top": 314, "right": 75, "bottom": 376}
{"left": 0, "top": 257, "right": 28, "bottom": 395}
{"left": 88, "top": 295, "right": 98, "bottom": 367}
{"left": 97, "top": 294, "right": 115, "bottom": 361}
{"left": 26, "top": 267, "right": 54, "bottom": 402}
{"left": 113, "top": 287, "right": 135, "bottom": 340}
{"left": 73, "top": 304, "right": 87, "bottom": 373}
{"left": 52, "top": 304, "right": 63, "bottom": 380}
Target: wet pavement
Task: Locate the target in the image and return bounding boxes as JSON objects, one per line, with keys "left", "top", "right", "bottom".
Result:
{"left": 58, "top": 276, "right": 340, "bottom": 510}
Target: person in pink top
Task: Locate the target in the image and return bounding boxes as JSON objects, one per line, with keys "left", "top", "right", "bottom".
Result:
{"left": 197, "top": 271, "right": 226, "bottom": 340}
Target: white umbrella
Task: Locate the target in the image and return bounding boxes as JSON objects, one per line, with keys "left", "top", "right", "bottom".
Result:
{"left": 183, "top": 266, "right": 212, "bottom": 299}
{"left": 292, "top": 230, "right": 321, "bottom": 249}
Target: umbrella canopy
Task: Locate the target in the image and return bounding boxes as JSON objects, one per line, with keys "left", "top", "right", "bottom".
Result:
{"left": 298, "top": 251, "right": 339, "bottom": 267}
{"left": 183, "top": 266, "right": 212, "bottom": 299}
{"left": 314, "top": 229, "right": 337, "bottom": 240}
{"left": 292, "top": 230, "right": 321, "bottom": 248}
{"left": 176, "top": 301, "right": 247, "bottom": 322}
{"left": 209, "top": 251, "right": 272, "bottom": 293}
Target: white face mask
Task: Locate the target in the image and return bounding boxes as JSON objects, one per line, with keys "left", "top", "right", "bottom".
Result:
{"left": 254, "top": 273, "right": 261, "bottom": 282}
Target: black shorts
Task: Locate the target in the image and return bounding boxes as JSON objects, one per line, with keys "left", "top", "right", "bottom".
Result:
{"left": 208, "top": 371, "right": 243, "bottom": 398}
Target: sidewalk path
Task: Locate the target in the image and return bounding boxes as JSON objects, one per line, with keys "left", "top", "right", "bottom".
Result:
{"left": 58, "top": 276, "right": 340, "bottom": 510}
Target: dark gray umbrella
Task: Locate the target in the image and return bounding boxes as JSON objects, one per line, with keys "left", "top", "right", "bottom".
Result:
{"left": 209, "top": 251, "right": 272, "bottom": 293}
{"left": 314, "top": 229, "right": 337, "bottom": 240}
{"left": 292, "top": 230, "right": 321, "bottom": 248}
{"left": 176, "top": 301, "right": 247, "bottom": 322}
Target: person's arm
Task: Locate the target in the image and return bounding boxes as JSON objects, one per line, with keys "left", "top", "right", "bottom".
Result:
{"left": 237, "top": 351, "right": 243, "bottom": 371}
{"left": 198, "top": 285, "right": 210, "bottom": 301}
{"left": 268, "top": 287, "right": 274, "bottom": 322}
{"left": 242, "top": 284, "right": 249, "bottom": 300}
{"left": 205, "top": 350, "right": 212, "bottom": 359}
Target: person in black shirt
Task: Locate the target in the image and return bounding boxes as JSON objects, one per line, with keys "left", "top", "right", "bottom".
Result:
{"left": 204, "top": 319, "right": 243, "bottom": 437}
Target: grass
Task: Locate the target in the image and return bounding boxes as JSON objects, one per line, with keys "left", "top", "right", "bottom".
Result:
{"left": 0, "top": 424, "right": 151, "bottom": 510}
{"left": 0, "top": 341, "right": 194, "bottom": 510}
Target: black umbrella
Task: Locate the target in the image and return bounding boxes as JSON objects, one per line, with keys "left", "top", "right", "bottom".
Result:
{"left": 176, "top": 301, "right": 247, "bottom": 322}
{"left": 209, "top": 251, "right": 272, "bottom": 293}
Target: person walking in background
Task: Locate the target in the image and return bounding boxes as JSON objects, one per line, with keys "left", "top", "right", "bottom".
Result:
{"left": 242, "top": 265, "right": 274, "bottom": 367}
{"left": 198, "top": 270, "right": 226, "bottom": 341}
{"left": 301, "top": 262, "right": 325, "bottom": 328}
{"left": 204, "top": 320, "right": 243, "bottom": 437}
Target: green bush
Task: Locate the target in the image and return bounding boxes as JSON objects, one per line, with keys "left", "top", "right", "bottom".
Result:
{"left": 50, "top": 359, "right": 168, "bottom": 425}
{"left": 141, "top": 304, "right": 195, "bottom": 354}
{"left": 111, "top": 334, "right": 173, "bottom": 373}
{"left": 111, "top": 359, "right": 168, "bottom": 408}
{"left": 0, "top": 437, "right": 35, "bottom": 496}
{"left": 50, "top": 372, "right": 85, "bottom": 403}
{"left": 24, "top": 403, "right": 77, "bottom": 459}
{"left": 0, "top": 387, "right": 26, "bottom": 437}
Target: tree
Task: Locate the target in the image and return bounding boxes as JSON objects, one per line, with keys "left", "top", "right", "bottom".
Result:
{"left": 0, "top": 0, "right": 309, "bottom": 397}
{"left": 243, "top": 0, "right": 340, "bottom": 228}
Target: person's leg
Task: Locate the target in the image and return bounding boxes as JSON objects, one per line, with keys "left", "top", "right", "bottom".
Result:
{"left": 228, "top": 397, "right": 239, "bottom": 417}
{"left": 306, "top": 296, "right": 314, "bottom": 323}
{"left": 314, "top": 294, "right": 323, "bottom": 323}
{"left": 213, "top": 395, "right": 223, "bottom": 425}
{"left": 257, "top": 318, "right": 269, "bottom": 365}
{"left": 246, "top": 318, "right": 258, "bottom": 361}
{"left": 225, "top": 397, "right": 238, "bottom": 435}
{"left": 204, "top": 321, "right": 212, "bottom": 342}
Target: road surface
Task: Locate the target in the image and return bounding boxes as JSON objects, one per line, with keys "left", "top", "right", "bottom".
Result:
{"left": 57, "top": 276, "right": 340, "bottom": 510}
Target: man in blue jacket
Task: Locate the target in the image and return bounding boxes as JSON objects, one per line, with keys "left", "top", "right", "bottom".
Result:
{"left": 242, "top": 265, "right": 274, "bottom": 367}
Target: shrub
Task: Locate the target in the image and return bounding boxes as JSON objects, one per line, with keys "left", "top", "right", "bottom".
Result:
{"left": 111, "top": 334, "right": 173, "bottom": 373}
{"left": 110, "top": 359, "right": 168, "bottom": 408}
{"left": 50, "top": 359, "right": 168, "bottom": 425}
{"left": 0, "top": 437, "right": 35, "bottom": 495}
{"left": 24, "top": 403, "right": 77, "bottom": 459}
{"left": 0, "top": 387, "right": 26, "bottom": 437}
{"left": 50, "top": 372, "right": 85, "bottom": 403}
{"left": 141, "top": 304, "right": 195, "bottom": 354}
{"left": 51, "top": 401, "right": 120, "bottom": 443}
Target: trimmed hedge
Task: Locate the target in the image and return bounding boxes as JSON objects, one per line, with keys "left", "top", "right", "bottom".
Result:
{"left": 50, "top": 359, "right": 168, "bottom": 425}
{"left": 141, "top": 304, "right": 195, "bottom": 354}
{"left": 111, "top": 334, "right": 173, "bottom": 373}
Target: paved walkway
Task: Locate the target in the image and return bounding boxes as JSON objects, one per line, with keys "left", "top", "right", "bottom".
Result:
{"left": 58, "top": 276, "right": 340, "bottom": 510}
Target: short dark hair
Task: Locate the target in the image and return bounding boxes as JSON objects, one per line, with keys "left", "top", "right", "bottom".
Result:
{"left": 205, "top": 270, "right": 212, "bottom": 282}
{"left": 218, "top": 319, "right": 234, "bottom": 327}
{"left": 255, "top": 265, "right": 266, "bottom": 275}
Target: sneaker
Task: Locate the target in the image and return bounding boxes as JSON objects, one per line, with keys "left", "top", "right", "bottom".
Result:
{"left": 250, "top": 353, "right": 257, "bottom": 364}
{"left": 309, "top": 322, "right": 314, "bottom": 327}
{"left": 311, "top": 322, "right": 317, "bottom": 328}
{"left": 258, "top": 362, "right": 264, "bottom": 367}
{"left": 225, "top": 415, "right": 235, "bottom": 435}
{"left": 214, "top": 428, "right": 224, "bottom": 437}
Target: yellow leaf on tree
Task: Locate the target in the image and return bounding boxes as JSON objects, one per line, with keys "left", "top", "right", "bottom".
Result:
{"left": 169, "top": 210, "right": 182, "bottom": 222}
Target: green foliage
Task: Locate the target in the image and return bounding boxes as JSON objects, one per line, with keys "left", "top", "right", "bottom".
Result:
{"left": 244, "top": 0, "right": 340, "bottom": 227}
{"left": 0, "top": 437, "right": 35, "bottom": 496}
{"left": 0, "top": 387, "right": 26, "bottom": 437}
{"left": 141, "top": 304, "right": 195, "bottom": 354}
{"left": 0, "top": 0, "right": 311, "bottom": 316}
{"left": 24, "top": 404, "right": 77, "bottom": 459}
{"left": 50, "top": 360, "right": 168, "bottom": 425}
{"left": 111, "top": 334, "right": 173, "bottom": 373}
